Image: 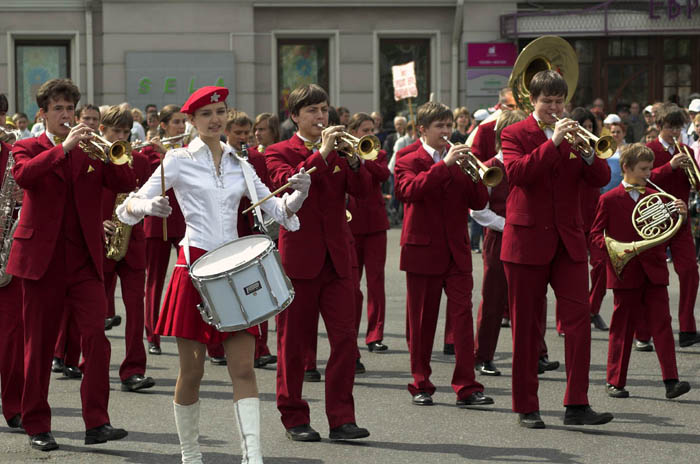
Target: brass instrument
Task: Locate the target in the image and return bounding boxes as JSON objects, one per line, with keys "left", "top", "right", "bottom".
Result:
{"left": 673, "top": 137, "right": 700, "bottom": 191}
{"left": 0, "top": 126, "right": 22, "bottom": 144}
{"left": 105, "top": 193, "right": 133, "bottom": 261}
{"left": 315, "top": 124, "right": 379, "bottom": 161}
{"left": 63, "top": 123, "right": 133, "bottom": 166}
{"left": 508, "top": 36, "right": 579, "bottom": 114}
{"left": 605, "top": 178, "right": 683, "bottom": 278}
{"left": 132, "top": 133, "right": 189, "bottom": 150}
{"left": 443, "top": 136, "right": 503, "bottom": 187}
{"left": 0, "top": 152, "right": 20, "bottom": 287}
{"left": 551, "top": 113, "right": 616, "bottom": 159}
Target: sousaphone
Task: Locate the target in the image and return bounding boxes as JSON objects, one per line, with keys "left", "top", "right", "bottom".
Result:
{"left": 508, "top": 36, "right": 579, "bottom": 113}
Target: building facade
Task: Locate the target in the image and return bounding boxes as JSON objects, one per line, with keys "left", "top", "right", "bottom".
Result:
{"left": 1, "top": 0, "right": 698, "bottom": 126}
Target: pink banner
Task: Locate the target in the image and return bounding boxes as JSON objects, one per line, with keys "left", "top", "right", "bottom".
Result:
{"left": 467, "top": 43, "right": 517, "bottom": 67}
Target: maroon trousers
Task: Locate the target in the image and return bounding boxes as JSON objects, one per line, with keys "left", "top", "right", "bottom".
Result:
{"left": 607, "top": 284, "right": 678, "bottom": 388}
{"left": 21, "top": 244, "right": 111, "bottom": 436}
{"left": 588, "top": 237, "right": 607, "bottom": 316}
{"left": 144, "top": 236, "right": 181, "bottom": 346}
{"left": 53, "top": 306, "right": 81, "bottom": 366}
{"left": 405, "top": 259, "right": 483, "bottom": 399}
{"left": 104, "top": 262, "right": 147, "bottom": 381}
{"left": 504, "top": 241, "right": 591, "bottom": 414}
{"left": 353, "top": 231, "right": 387, "bottom": 344}
{"left": 474, "top": 230, "right": 507, "bottom": 363}
{"left": 276, "top": 255, "right": 357, "bottom": 429}
{"left": 0, "top": 277, "right": 24, "bottom": 423}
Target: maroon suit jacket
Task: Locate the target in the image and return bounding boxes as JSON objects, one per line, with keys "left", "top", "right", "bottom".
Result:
{"left": 237, "top": 146, "right": 270, "bottom": 237}
{"left": 348, "top": 149, "right": 390, "bottom": 235}
{"left": 470, "top": 119, "right": 497, "bottom": 162}
{"left": 102, "top": 151, "right": 151, "bottom": 271}
{"left": 141, "top": 145, "right": 186, "bottom": 239}
{"left": 7, "top": 133, "right": 136, "bottom": 280}
{"left": 394, "top": 139, "right": 422, "bottom": 163}
{"left": 648, "top": 138, "right": 696, "bottom": 205}
{"left": 0, "top": 141, "right": 11, "bottom": 180}
{"left": 500, "top": 115, "right": 611, "bottom": 265}
{"left": 590, "top": 184, "right": 669, "bottom": 288}
{"left": 265, "top": 134, "right": 371, "bottom": 279}
{"left": 395, "top": 146, "right": 489, "bottom": 275}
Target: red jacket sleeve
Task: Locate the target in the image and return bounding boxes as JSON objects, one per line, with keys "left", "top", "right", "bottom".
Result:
{"left": 11, "top": 142, "right": 66, "bottom": 189}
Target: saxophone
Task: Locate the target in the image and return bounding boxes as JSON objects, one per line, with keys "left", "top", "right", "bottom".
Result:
{"left": 105, "top": 192, "right": 133, "bottom": 261}
{"left": 0, "top": 152, "right": 20, "bottom": 287}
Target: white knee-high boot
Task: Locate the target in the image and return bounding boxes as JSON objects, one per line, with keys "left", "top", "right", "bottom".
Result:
{"left": 234, "top": 397, "right": 263, "bottom": 464}
{"left": 173, "top": 401, "right": 203, "bottom": 464}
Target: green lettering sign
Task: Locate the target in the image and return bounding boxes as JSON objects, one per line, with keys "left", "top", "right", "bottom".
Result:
{"left": 215, "top": 77, "right": 224, "bottom": 86}
{"left": 138, "top": 78, "right": 152, "bottom": 94}
{"left": 188, "top": 77, "right": 196, "bottom": 94}
{"left": 164, "top": 77, "right": 176, "bottom": 94}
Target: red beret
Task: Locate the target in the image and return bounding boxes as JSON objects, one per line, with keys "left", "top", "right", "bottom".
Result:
{"left": 181, "top": 86, "right": 229, "bottom": 114}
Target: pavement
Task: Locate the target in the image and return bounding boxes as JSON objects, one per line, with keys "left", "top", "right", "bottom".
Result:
{"left": 1, "top": 228, "right": 699, "bottom": 463}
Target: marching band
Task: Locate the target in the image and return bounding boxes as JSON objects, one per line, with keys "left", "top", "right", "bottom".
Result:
{"left": 1, "top": 34, "right": 700, "bottom": 463}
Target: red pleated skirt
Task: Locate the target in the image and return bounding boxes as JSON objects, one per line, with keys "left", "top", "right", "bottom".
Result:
{"left": 155, "top": 246, "right": 260, "bottom": 344}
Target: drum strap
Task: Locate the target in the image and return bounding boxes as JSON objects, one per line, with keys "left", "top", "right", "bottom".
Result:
{"left": 235, "top": 154, "right": 267, "bottom": 234}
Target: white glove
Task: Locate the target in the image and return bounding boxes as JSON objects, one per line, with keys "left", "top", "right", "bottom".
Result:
{"left": 128, "top": 196, "right": 172, "bottom": 218}
{"left": 285, "top": 190, "right": 307, "bottom": 213}
{"left": 287, "top": 167, "right": 311, "bottom": 196}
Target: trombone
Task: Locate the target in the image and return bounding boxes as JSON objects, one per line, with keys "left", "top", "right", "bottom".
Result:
{"left": 673, "top": 137, "right": 700, "bottom": 191}
{"left": 132, "top": 133, "right": 189, "bottom": 150}
{"left": 443, "top": 136, "right": 503, "bottom": 187}
{"left": 63, "top": 123, "right": 132, "bottom": 166}
{"left": 315, "top": 124, "right": 379, "bottom": 161}
{"left": 550, "top": 114, "right": 616, "bottom": 159}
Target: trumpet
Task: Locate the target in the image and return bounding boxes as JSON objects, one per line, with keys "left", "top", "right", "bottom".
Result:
{"left": 0, "top": 126, "right": 22, "bottom": 144}
{"left": 550, "top": 114, "right": 615, "bottom": 159}
{"left": 63, "top": 123, "right": 132, "bottom": 166}
{"left": 605, "top": 178, "right": 683, "bottom": 278}
{"left": 673, "top": 137, "right": 700, "bottom": 191}
{"left": 132, "top": 133, "right": 189, "bottom": 150}
{"left": 315, "top": 124, "right": 379, "bottom": 161}
{"left": 442, "top": 136, "right": 503, "bottom": 187}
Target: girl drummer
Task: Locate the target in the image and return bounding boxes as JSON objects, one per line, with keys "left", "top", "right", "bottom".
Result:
{"left": 118, "top": 86, "right": 310, "bottom": 464}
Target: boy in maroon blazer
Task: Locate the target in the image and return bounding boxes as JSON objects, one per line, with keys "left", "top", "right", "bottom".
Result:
{"left": 395, "top": 101, "right": 493, "bottom": 408}
{"left": 346, "top": 112, "right": 391, "bottom": 353}
{"left": 500, "top": 70, "right": 613, "bottom": 429}
{"left": 8, "top": 78, "right": 134, "bottom": 450}
{"left": 590, "top": 144, "right": 690, "bottom": 399}
{"left": 640, "top": 103, "right": 700, "bottom": 348}
{"left": 0, "top": 135, "right": 24, "bottom": 430}
{"left": 265, "top": 84, "right": 371, "bottom": 442}
{"left": 100, "top": 105, "right": 155, "bottom": 393}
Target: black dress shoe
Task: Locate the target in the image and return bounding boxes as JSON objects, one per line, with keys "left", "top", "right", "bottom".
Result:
{"left": 456, "top": 391, "right": 494, "bottom": 408}
{"left": 563, "top": 405, "right": 613, "bottom": 426}
{"left": 634, "top": 339, "right": 654, "bottom": 352}
{"left": 606, "top": 383, "right": 630, "bottom": 398}
{"left": 104, "top": 315, "right": 122, "bottom": 331}
{"left": 475, "top": 360, "right": 501, "bottom": 376}
{"left": 538, "top": 356, "right": 560, "bottom": 374}
{"left": 7, "top": 414, "right": 21, "bottom": 429}
{"left": 84, "top": 423, "right": 128, "bottom": 445}
{"left": 148, "top": 343, "right": 161, "bottom": 355}
{"left": 304, "top": 368, "right": 321, "bottom": 382}
{"left": 355, "top": 359, "right": 366, "bottom": 374}
{"left": 367, "top": 341, "right": 388, "bottom": 352}
{"left": 51, "top": 357, "right": 65, "bottom": 373}
{"left": 518, "top": 411, "right": 545, "bottom": 429}
{"left": 679, "top": 332, "right": 700, "bottom": 347}
{"left": 443, "top": 343, "right": 455, "bottom": 355}
{"left": 121, "top": 374, "right": 155, "bottom": 392}
{"left": 665, "top": 379, "right": 691, "bottom": 399}
{"left": 285, "top": 424, "right": 321, "bottom": 442}
{"left": 329, "top": 422, "right": 370, "bottom": 440}
{"left": 210, "top": 356, "right": 227, "bottom": 365}
{"left": 63, "top": 365, "right": 82, "bottom": 379}
{"left": 501, "top": 318, "right": 511, "bottom": 328}
{"left": 254, "top": 353, "right": 277, "bottom": 368}
{"left": 412, "top": 392, "right": 434, "bottom": 406}
{"left": 591, "top": 314, "right": 609, "bottom": 331}
{"left": 29, "top": 432, "right": 58, "bottom": 451}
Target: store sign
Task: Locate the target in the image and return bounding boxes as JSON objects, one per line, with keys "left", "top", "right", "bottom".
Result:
{"left": 649, "top": 0, "right": 699, "bottom": 19}
{"left": 126, "top": 51, "right": 235, "bottom": 109}
{"left": 466, "top": 69, "right": 511, "bottom": 97}
{"left": 467, "top": 43, "right": 517, "bottom": 68}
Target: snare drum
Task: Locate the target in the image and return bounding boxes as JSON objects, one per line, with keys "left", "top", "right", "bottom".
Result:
{"left": 189, "top": 236, "right": 294, "bottom": 331}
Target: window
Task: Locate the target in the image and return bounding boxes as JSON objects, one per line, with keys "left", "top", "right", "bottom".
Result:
{"left": 662, "top": 38, "right": 693, "bottom": 106}
{"left": 379, "top": 39, "right": 430, "bottom": 129}
{"left": 570, "top": 39, "right": 594, "bottom": 109}
{"left": 277, "top": 39, "right": 329, "bottom": 118}
{"left": 15, "top": 41, "right": 70, "bottom": 119}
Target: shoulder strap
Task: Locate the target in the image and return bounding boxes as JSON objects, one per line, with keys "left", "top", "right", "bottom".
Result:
{"left": 234, "top": 148, "right": 266, "bottom": 232}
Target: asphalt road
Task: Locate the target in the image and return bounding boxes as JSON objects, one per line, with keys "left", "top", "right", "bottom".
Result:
{"left": 1, "top": 228, "right": 699, "bottom": 463}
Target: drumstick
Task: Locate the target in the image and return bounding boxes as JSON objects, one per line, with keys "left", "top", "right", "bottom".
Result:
{"left": 160, "top": 153, "right": 167, "bottom": 241}
{"left": 242, "top": 166, "right": 317, "bottom": 214}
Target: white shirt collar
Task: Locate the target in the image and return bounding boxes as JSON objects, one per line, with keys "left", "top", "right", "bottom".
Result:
{"left": 532, "top": 113, "right": 554, "bottom": 139}
{"left": 186, "top": 136, "right": 235, "bottom": 159}
{"left": 621, "top": 179, "right": 643, "bottom": 201}
{"left": 296, "top": 132, "right": 320, "bottom": 145}
{"left": 45, "top": 130, "right": 58, "bottom": 146}
{"left": 421, "top": 140, "right": 445, "bottom": 163}
{"left": 659, "top": 135, "right": 674, "bottom": 154}
{"left": 496, "top": 150, "right": 503, "bottom": 162}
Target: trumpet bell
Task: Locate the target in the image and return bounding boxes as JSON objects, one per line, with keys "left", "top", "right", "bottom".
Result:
{"left": 482, "top": 167, "right": 504, "bottom": 188}
{"left": 594, "top": 136, "right": 616, "bottom": 160}
{"left": 107, "top": 140, "right": 133, "bottom": 166}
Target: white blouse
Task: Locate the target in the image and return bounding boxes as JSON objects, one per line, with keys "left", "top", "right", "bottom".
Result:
{"left": 117, "top": 137, "right": 299, "bottom": 252}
